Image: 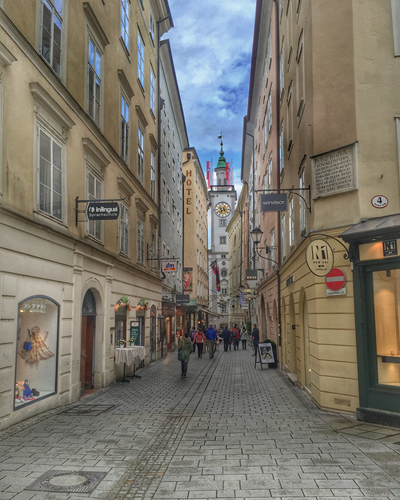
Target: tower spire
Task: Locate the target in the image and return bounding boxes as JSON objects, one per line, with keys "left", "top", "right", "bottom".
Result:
{"left": 215, "top": 133, "right": 226, "bottom": 170}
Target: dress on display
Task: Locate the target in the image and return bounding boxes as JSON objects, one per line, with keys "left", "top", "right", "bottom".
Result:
{"left": 18, "top": 326, "right": 55, "bottom": 364}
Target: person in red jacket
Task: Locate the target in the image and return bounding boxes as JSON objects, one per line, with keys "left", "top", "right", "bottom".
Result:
{"left": 193, "top": 328, "right": 206, "bottom": 358}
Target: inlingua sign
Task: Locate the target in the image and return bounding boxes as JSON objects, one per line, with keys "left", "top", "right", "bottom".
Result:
{"left": 87, "top": 202, "right": 120, "bottom": 220}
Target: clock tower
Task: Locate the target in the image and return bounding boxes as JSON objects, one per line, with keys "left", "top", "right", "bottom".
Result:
{"left": 208, "top": 139, "right": 237, "bottom": 326}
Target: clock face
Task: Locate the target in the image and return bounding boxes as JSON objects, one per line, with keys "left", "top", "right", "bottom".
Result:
{"left": 215, "top": 202, "right": 230, "bottom": 218}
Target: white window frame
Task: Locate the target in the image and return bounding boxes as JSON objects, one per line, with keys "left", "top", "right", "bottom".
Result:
{"left": 120, "top": 92, "right": 129, "bottom": 162}
{"left": 87, "top": 34, "right": 102, "bottom": 127}
{"left": 280, "top": 121, "right": 284, "bottom": 173}
{"left": 37, "top": 128, "right": 63, "bottom": 221}
{"left": 119, "top": 202, "right": 129, "bottom": 256}
{"left": 87, "top": 169, "right": 103, "bottom": 241}
{"left": 137, "top": 217, "right": 144, "bottom": 264}
{"left": 299, "top": 167, "right": 306, "bottom": 232}
{"left": 270, "top": 229, "right": 276, "bottom": 268}
{"left": 40, "top": 0, "right": 63, "bottom": 76}
{"left": 137, "top": 122, "right": 144, "bottom": 184}
{"left": 120, "top": 0, "right": 129, "bottom": 49}
{"left": 137, "top": 30, "right": 144, "bottom": 88}
{"left": 150, "top": 66, "right": 156, "bottom": 115}
{"left": 150, "top": 149, "right": 156, "bottom": 200}
{"left": 281, "top": 214, "right": 286, "bottom": 258}
{"left": 289, "top": 197, "right": 294, "bottom": 247}
{"left": 220, "top": 236, "right": 227, "bottom": 245}
{"left": 149, "top": 12, "right": 155, "bottom": 44}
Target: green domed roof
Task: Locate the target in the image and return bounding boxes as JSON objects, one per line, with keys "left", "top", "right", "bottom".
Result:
{"left": 215, "top": 141, "right": 227, "bottom": 170}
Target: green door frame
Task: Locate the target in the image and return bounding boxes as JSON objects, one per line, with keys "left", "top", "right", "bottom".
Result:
{"left": 355, "top": 257, "right": 400, "bottom": 413}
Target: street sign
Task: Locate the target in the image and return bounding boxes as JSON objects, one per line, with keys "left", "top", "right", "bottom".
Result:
{"left": 130, "top": 320, "right": 140, "bottom": 345}
{"left": 326, "top": 288, "right": 347, "bottom": 296}
{"left": 325, "top": 268, "right": 346, "bottom": 291}
{"left": 371, "top": 195, "right": 388, "bottom": 209}
{"left": 87, "top": 201, "right": 119, "bottom": 220}
{"left": 305, "top": 239, "right": 334, "bottom": 277}
{"left": 261, "top": 193, "right": 287, "bottom": 212}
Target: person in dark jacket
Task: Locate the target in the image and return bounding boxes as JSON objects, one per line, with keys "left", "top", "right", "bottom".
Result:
{"left": 178, "top": 332, "right": 192, "bottom": 379}
{"left": 206, "top": 325, "right": 218, "bottom": 358}
{"left": 252, "top": 324, "right": 260, "bottom": 356}
{"left": 221, "top": 326, "right": 231, "bottom": 352}
{"left": 231, "top": 324, "right": 240, "bottom": 350}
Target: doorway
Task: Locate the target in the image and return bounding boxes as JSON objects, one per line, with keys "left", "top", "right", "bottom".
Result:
{"left": 81, "top": 289, "right": 96, "bottom": 396}
{"left": 150, "top": 305, "right": 156, "bottom": 363}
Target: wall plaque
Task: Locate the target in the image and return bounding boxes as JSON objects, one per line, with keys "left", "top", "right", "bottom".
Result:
{"left": 312, "top": 144, "right": 357, "bottom": 199}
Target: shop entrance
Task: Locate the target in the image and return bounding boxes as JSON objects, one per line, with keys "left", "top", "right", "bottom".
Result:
{"left": 150, "top": 305, "right": 156, "bottom": 363}
{"left": 363, "top": 263, "right": 400, "bottom": 412}
{"left": 81, "top": 290, "right": 96, "bottom": 396}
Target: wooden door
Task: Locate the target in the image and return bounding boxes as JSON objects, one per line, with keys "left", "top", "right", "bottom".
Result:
{"left": 80, "top": 316, "right": 87, "bottom": 396}
{"left": 81, "top": 315, "right": 95, "bottom": 395}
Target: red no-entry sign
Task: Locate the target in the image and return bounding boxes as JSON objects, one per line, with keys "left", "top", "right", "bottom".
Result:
{"left": 325, "top": 268, "right": 346, "bottom": 290}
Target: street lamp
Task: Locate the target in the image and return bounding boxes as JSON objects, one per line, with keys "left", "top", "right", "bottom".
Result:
{"left": 250, "top": 227, "right": 264, "bottom": 246}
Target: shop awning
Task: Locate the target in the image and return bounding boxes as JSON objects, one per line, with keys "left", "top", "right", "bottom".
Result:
{"left": 341, "top": 214, "right": 400, "bottom": 244}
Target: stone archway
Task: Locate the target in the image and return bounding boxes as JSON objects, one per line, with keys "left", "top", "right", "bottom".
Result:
{"left": 81, "top": 289, "right": 96, "bottom": 396}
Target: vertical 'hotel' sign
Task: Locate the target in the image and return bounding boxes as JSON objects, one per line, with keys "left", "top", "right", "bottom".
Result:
{"left": 185, "top": 169, "right": 192, "bottom": 214}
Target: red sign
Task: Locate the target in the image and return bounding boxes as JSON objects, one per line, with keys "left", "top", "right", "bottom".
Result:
{"left": 325, "top": 268, "right": 346, "bottom": 290}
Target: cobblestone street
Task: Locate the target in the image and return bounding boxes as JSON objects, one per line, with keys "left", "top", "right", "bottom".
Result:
{"left": 1, "top": 348, "right": 400, "bottom": 500}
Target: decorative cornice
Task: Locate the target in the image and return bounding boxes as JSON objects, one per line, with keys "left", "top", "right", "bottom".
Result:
{"left": 117, "top": 176, "right": 135, "bottom": 197}
{"left": 135, "top": 197, "right": 149, "bottom": 214}
{"left": 135, "top": 105, "right": 148, "bottom": 128}
{"left": 30, "top": 82, "right": 75, "bottom": 130}
{"left": 0, "top": 41, "right": 17, "bottom": 66}
{"left": 82, "top": 137, "right": 110, "bottom": 169}
{"left": 149, "top": 133, "right": 158, "bottom": 151}
{"left": 118, "top": 69, "right": 134, "bottom": 100}
{"left": 149, "top": 212, "right": 158, "bottom": 226}
{"left": 83, "top": 2, "right": 110, "bottom": 47}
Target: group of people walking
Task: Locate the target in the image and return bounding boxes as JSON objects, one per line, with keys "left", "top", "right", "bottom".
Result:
{"left": 178, "top": 323, "right": 261, "bottom": 379}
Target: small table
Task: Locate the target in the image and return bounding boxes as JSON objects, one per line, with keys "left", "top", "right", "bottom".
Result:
{"left": 115, "top": 346, "right": 146, "bottom": 382}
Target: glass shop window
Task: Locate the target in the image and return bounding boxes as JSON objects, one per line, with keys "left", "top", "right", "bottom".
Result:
{"left": 373, "top": 269, "right": 400, "bottom": 387}
{"left": 15, "top": 297, "right": 59, "bottom": 409}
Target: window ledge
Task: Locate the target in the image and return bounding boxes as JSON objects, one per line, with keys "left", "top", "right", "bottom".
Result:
{"left": 85, "top": 234, "right": 104, "bottom": 246}
{"left": 137, "top": 78, "right": 145, "bottom": 97}
{"left": 33, "top": 210, "right": 68, "bottom": 233}
{"left": 119, "top": 252, "right": 130, "bottom": 260}
{"left": 119, "top": 37, "right": 131, "bottom": 62}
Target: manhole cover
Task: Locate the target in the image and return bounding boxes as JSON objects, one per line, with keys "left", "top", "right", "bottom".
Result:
{"left": 26, "top": 470, "right": 107, "bottom": 493}
{"left": 63, "top": 404, "right": 114, "bottom": 416}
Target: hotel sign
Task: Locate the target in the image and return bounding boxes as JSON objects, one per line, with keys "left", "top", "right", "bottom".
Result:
{"left": 305, "top": 239, "right": 334, "bottom": 277}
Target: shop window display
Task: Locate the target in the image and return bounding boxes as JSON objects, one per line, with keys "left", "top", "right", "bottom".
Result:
{"left": 373, "top": 269, "right": 400, "bottom": 387}
{"left": 15, "top": 297, "right": 59, "bottom": 408}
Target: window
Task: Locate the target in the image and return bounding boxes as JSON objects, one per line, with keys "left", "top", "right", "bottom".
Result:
{"left": 270, "top": 230, "right": 275, "bottom": 267}
{"left": 281, "top": 213, "right": 286, "bottom": 258}
{"left": 87, "top": 37, "right": 101, "bottom": 126}
{"left": 280, "top": 43, "right": 284, "bottom": 97}
{"left": 221, "top": 254, "right": 226, "bottom": 258}
{"left": 166, "top": 187, "right": 170, "bottom": 213}
{"left": 299, "top": 167, "right": 306, "bottom": 232}
{"left": 220, "top": 236, "right": 227, "bottom": 245}
{"left": 38, "top": 129, "right": 62, "bottom": 220}
{"left": 137, "top": 218, "right": 144, "bottom": 264}
{"left": 221, "top": 304, "right": 227, "bottom": 313}
{"left": 150, "top": 229, "right": 157, "bottom": 271}
{"left": 268, "top": 154, "right": 273, "bottom": 189}
{"left": 219, "top": 219, "right": 227, "bottom": 227}
{"left": 121, "top": 0, "right": 129, "bottom": 49}
{"left": 121, "top": 94, "right": 129, "bottom": 161}
{"left": 162, "top": 178, "right": 166, "bottom": 205}
{"left": 280, "top": 121, "right": 284, "bottom": 173}
{"left": 40, "top": 0, "right": 62, "bottom": 76}
{"left": 150, "top": 67, "right": 155, "bottom": 115}
{"left": 296, "top": 30, "right": 305, "bottom": 123}
{"left": 137, "top": 31, "right": 144, "bottom": 88}
{"left": 149, "top": 13, "right": 155, "bottom": 43}
{"left": 119, "top": 203, "right": 129, "bottom": 255}
{"left": 87, "top": 170, "right": 102, "bottom": 240}
{"left": 289, "top": 197, "right": 294, "bottom": 247}
{"left": 137, "top": 123, "right": 144, "bottom": 184}
{"left": 222, "top": 288, "right": 227, "bottom": 295}
{"left": 267, "top": 88, "right": 272, "bottom": 133}
{"left": 172, "top": 200, "right": 176, "bottom": 222}
{"left": 151, "top": 150, "right": 156, "bottom": 200}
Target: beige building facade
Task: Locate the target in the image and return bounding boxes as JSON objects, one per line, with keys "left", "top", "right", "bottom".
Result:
{"left": 0, "top": 0, "right": 172, "bottom": 429}
{"left": 182, "top": 147, "right": 209, "bottom": 330}
{"left": 245, "top": 0, "right": 400, "bottom": 424}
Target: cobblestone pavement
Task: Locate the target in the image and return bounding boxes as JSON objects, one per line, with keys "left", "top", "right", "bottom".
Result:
{"left": 1, "top": 348, "right": 400, "bottom": 500}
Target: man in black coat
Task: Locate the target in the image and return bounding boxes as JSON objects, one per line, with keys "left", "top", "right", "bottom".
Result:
{"left": 252, "top": 324, "right": 260, "bottom": 356}
{"left": 221, "top": 326, "right": 231, "bottom": 352}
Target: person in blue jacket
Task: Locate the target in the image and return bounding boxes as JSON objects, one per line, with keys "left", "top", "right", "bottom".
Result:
{"left": 206, "top": 325, "right": 218, "bottom": 359}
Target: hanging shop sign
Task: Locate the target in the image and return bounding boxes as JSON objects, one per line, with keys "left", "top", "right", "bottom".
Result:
{"left": 130, "top": 321, "right": 140, "bottom": 345}
{"left": 305, "top": 239, "right": 334, "bottom": 277}
{"left": 183, "top": 268, "right": 193, "bottom": 292}
{"left": 176, "top": 294, "right": 190, "bottom": 305}
{"left": 87, "top": 201, "right": 119, "bottom": 220}
{"left": 161, "top": 260, "right": 178, "bottom": 272}
{"left": 261, "top": 193, "right": 287, "bottom": 212}
{"left": 371, "top": 195, "right": 389, "bottom": 209}
{"left": 383, "top": 240, "right": 398, "bottom": 257}
{"left": 246, "top": 269, "right": 258, "bottom": 281}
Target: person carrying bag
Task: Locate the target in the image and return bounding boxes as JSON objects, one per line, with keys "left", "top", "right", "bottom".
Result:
{"left": 178, "top": 332, "right": 192, "bottom": 379}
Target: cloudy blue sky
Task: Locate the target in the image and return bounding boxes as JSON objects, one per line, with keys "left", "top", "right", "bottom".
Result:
{"left": 163, "top": 0, "right": 257, "bottom": 191}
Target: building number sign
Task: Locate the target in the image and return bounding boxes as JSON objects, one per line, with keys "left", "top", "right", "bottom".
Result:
{"left": 371, "top": 195, "right": 388, "bottom": 209}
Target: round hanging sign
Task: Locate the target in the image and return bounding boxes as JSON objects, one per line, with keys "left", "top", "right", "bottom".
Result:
{"left": 371, "top": 195, "right": 388, "bottom": 209}
{"left": 305, "top": 239, "right": 334, "bottom": 277}
{"left": 325, "top": 268, "right": 346, "bottom": 290}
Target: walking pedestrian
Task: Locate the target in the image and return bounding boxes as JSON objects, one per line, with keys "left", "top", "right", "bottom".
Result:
{"left": 221, "top": 325, "right": 231, "bottom": 352}
{"left": 231, "top": 324, "right": 240, "bottom": 350}
{"left": 241, "top": 326, "right": 247, "bottom": 349}
{"left": 206, "top": 325, "right": 218, "bottom": 358}
{"left": 178, "top": 332, "right": 192, "bottom": 379}
{"left": 252, "top": 324, "right": 260, "bottom": 356}
{"left": 193, "top": 328, "right": 207, "bottom": 358}
{"left": 190, "top": 328, "right": 196, "bottom": 352}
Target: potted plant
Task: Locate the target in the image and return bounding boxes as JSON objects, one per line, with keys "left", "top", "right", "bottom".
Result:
{"left": 135, "top": 298, "right": 148, "bottom": 312}
{"left": 114, "top": 296, "right": 132, "bottom": 312}
{"left": 119, "top": 339, "right": 126, "bottom": 348}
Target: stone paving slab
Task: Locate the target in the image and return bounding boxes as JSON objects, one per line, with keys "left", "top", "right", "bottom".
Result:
{"left": 1, "top": 349, "right": 400, "bottom": 499}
